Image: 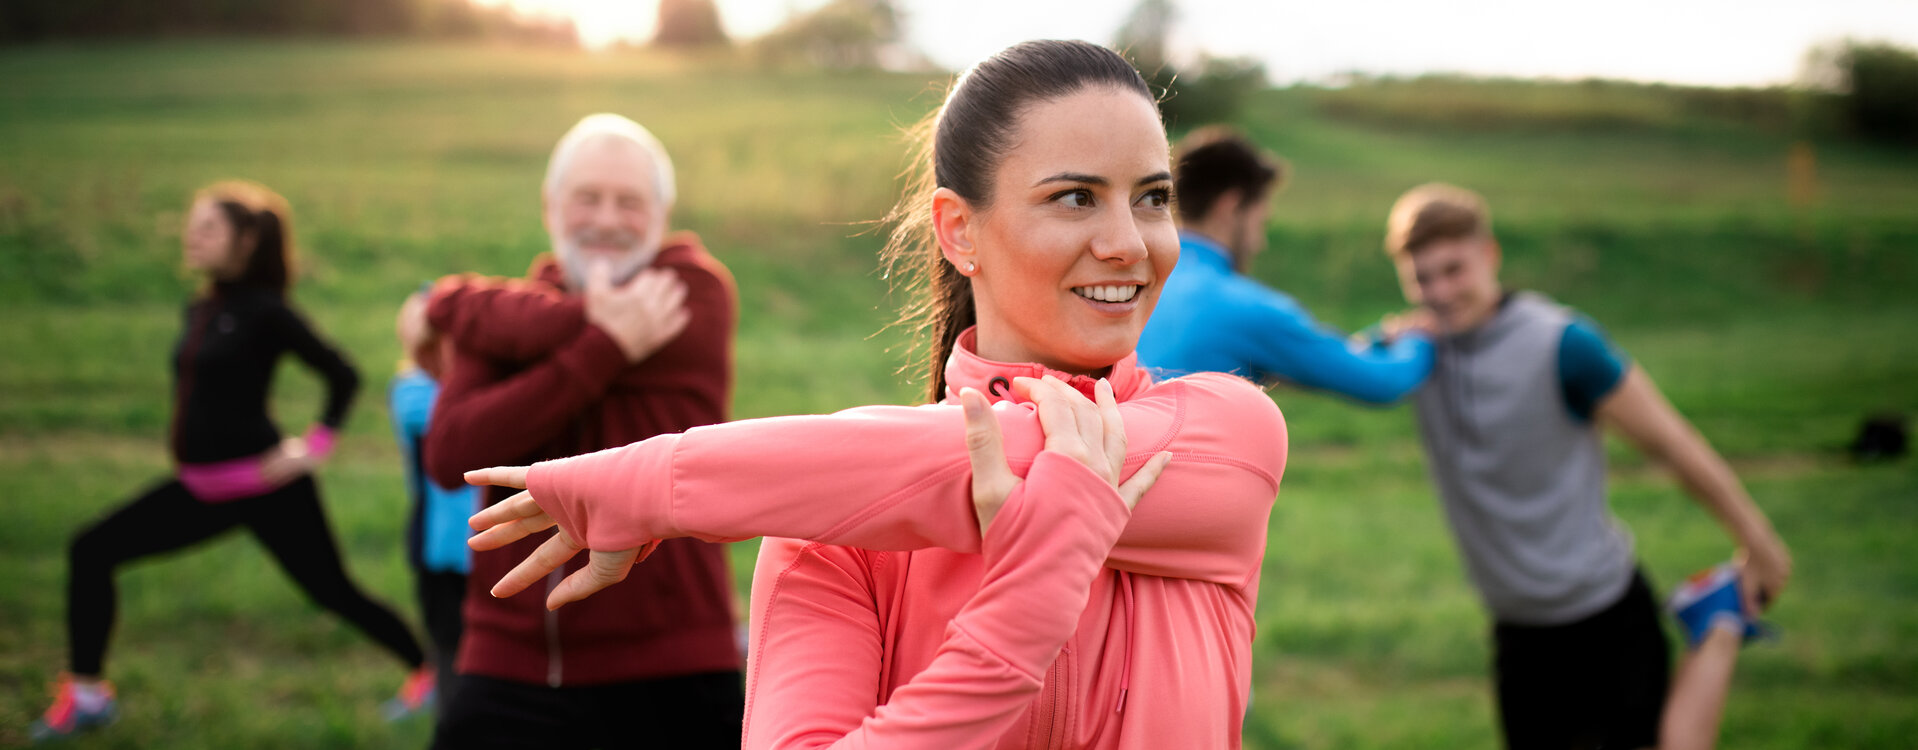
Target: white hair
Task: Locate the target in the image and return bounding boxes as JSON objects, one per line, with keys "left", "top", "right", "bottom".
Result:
{"left": 543, "top": 113, "right": 677, "bottom": 208}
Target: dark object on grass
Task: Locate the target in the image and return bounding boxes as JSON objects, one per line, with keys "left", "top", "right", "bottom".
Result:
{"left": 1849, "top": 413, "right": 1909, "bottom": 462}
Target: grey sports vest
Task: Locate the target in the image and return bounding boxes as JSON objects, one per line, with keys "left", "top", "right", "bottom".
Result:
{"left": 1412, "top": 292, "right": 1635, "bottom": 625}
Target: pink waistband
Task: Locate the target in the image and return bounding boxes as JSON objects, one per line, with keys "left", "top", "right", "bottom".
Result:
{"left": 177, "top": 456, "right": 273, "bottom": 502}
{"left": 176, "top": 426, "right": 334, "bottom": 502}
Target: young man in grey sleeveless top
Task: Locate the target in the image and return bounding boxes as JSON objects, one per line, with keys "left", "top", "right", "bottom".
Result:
{"left": 1379, "top": 183, "right": 1792, "bottom": 750}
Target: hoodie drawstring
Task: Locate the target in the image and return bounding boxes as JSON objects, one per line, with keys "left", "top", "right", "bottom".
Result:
{"left": 1116, "top": 569, "right": 1135, "bottom": 714}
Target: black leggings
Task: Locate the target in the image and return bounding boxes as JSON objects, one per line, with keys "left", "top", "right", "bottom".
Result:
{"left": 416, "top": 569, "right": 467, "bottom": 709}
{"left": 67, "top": 475, "right": 426, "bottom": 676}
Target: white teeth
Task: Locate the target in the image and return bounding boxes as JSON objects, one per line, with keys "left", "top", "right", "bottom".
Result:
{"left": 1073, "top": 285, "right": 1140, "bottom": 303}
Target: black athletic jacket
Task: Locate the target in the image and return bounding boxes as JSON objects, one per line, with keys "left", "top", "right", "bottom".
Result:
{"left": 169, "top": 283, "right": 359, "bottom": 464}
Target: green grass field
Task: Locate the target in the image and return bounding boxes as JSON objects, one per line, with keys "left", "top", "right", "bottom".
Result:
{"left": 2, "top": 40, "right": 1914, "bottom": 749}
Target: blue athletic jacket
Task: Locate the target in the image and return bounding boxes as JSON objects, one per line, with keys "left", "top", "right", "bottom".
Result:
{"left": 1137, "top": 233, "right": 1433, "bottom": 405}
{"left": 390, "top": 368, "right": 477, "bottom": 574}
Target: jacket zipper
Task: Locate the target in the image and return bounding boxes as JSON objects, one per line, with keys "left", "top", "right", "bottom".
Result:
{"left": 1030, "top": 645, "right": 1073, "bottom": 749}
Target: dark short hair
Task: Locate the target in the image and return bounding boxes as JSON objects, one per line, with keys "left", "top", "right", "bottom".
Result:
{"left": 1173, "top": 126, "right": 1283, "bottom": 223}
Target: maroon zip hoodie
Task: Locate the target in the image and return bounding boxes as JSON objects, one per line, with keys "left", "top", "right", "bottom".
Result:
{"left": 423, "top": 232, "right": 740, "bottom": 686}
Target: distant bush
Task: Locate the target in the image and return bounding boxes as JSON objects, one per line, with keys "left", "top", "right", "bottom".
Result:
{"left": 1804, "top": 40, "right": 1918, "bottom": 144}
{"left": 1311, "top": 75, "right": 1797, "bottom": 135}
{"left": 1154, "top": 55, "right": 1269, "bottom": 129}
{"left": 752, "top": 0, "right": 911, "bottom": 70}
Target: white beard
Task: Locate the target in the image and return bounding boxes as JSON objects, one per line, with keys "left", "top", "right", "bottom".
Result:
{"left": 556, "top": 237, "right": 659, "bottom": 290}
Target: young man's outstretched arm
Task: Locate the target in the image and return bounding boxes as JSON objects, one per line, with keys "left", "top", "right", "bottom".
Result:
{"left": 1596, "top": 365, "right": 1793, "bottom": 612}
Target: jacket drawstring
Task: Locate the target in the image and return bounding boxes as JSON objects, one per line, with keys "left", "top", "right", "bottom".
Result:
{"left": 1116, "top": 569, "right": 1135, "bottom": 713}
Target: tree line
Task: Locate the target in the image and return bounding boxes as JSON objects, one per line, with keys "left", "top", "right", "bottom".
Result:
{"left": 0, "top": 0, "right": 576, "bottom": 45}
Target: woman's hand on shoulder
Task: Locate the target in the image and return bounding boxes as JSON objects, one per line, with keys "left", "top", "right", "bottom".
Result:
{"left": 961, "top": 376, "right": 1171, "bottom": 535}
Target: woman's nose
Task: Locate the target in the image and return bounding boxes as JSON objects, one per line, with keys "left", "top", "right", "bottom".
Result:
{"left": 1090, "top": 209, "right": 1149, "bottom": 265}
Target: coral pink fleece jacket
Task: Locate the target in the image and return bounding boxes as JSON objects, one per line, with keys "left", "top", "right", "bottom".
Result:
{"left": 525, "top": 330, "right": 1288, "bottom": 748}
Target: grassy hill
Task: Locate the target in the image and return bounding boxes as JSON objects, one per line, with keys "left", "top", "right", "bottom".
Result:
{"left": 1, "top": 40, "right": 1913, "bottom": 748}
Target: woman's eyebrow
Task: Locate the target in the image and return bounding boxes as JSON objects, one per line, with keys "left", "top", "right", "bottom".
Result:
{"left": 1032, "top": 170, "right": 1173, "bottom": 188}
{"left": 1033, "top": 171, "right": 1105, "bottom": 188}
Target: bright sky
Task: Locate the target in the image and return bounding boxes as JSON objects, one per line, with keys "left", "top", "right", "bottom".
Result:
{"left": 490, "top": 0, "right": 1918, "bottom": 87}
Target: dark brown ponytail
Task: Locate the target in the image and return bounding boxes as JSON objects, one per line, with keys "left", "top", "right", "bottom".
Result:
{"left": 196, "top": 180, "right": 296, "bottom": 297}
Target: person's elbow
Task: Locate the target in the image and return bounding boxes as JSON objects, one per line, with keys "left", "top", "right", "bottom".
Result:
{"left": 337, "top": 364, "right": 363, "bottom": 403}
{"left": 421, "top": 426, "right": 476, "bottom": 491}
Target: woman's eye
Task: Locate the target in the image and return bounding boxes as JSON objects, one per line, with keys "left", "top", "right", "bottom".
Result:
{"left": 1054, "top": 189, "right": 1093, "bottom": 208}
{"left": 1137, "top": 189, "right": 1171, "bottom": 210}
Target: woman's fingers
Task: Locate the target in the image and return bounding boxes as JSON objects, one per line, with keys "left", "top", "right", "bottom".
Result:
{"left": 465, "top": 465, "right": 530, "bottom": 490}
{"left": 1095, "top": 378, "right": 1126, "bottom": 477}
{"left": 468, "top": 491, "right": 553, "bottom": 549}
{"left": 548, "top": 547, "right": 642, "bottom": 610}
{"left": 1015, "top": 375, "right": 1136, "bottom": 484}
{"left": 1056, "top": 376, "right": 1104, "bottom": 465}
{"left": 1018, "top": 376, "right": 1087, "bottom": 467}
{"left": 962, "top": 388, "right": 1011, "bottom": 478}
{"left": 489, "top": 528, "right": 582, "bottom": 599}
{"left": 1117, "top": 451, "right": 1174, "bottom": 510}
{"left": 961, "top": 387, "right": 1016, "bottom": 535}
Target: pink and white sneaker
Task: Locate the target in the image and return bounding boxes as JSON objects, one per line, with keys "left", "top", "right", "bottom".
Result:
{"left": 382, "top": 666, "right": 437, "bottom": 721}
{"left": 29, "top": 674, "right": 116, "bottom": 743}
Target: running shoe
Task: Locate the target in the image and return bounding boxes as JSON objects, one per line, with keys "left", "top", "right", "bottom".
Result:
{"left": 382, "top": 666, "right": 436, "bottom": 721}
{"left": 29, "top": 674, "right": 116, "bottom": 743}
{"left": 1668, "top": 562, "right": 1766, "bottom": 649}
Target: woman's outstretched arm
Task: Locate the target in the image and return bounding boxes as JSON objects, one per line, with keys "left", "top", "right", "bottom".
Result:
{"left": 468, "top": 372, "right": 1285, "bottom": 605}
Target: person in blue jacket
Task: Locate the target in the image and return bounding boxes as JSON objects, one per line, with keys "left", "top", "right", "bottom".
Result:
{"left": 1136, "top": 126, "right": 1431, "bottom": 404}
{"left": 388, "top": 290, "right": 479, "bottom": 717}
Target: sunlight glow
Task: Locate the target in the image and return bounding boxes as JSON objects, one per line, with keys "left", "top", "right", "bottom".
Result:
{"left": 484, "top": 0, "right": 1918, "bottom": 87}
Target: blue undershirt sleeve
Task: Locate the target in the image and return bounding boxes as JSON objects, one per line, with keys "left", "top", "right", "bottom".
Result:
{"left": 1558, "top": 315, "right": 1631, "bottom": 422}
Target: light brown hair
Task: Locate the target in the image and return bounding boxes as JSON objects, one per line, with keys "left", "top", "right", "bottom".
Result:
{"left": 1384, "top": 183, "right": 1490, "bottom": 258}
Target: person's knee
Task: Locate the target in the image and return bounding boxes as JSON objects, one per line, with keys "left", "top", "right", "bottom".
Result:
{"left": 301, "top": 580, "right": 366, "bottom": 613}
{"left": 68, "top": 524, "right": 120, "bottom": 572}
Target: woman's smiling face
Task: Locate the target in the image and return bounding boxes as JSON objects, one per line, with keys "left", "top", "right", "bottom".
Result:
{"left": 949, "top": 85, "right": 1178, "bottom": 374}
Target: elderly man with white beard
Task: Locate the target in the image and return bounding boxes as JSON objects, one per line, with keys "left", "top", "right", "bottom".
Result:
{"left": 420, "top": 113, "right": 744, "bottom": 750}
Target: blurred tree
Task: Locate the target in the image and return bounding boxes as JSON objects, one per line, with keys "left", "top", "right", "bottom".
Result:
{"left": 1802, "top": 39, "right": 1918, "bottom": 144}
{"left": 1114, "top": 0, "right": 1174, "bottom": 76}
{"left": 0, "top": 0, "right": 575, "bottom": 45}
{"left": 1109, "top": 0, "right": 1266, "bottom": 129}
{"left": 1162, "top": 53, "right": 1268, "bottom": 129}
{"left": 654, "top": 0, "right": 728, "bottom": 48}
{"left": 753, "top": 0, "right": 912, "bottom": 70}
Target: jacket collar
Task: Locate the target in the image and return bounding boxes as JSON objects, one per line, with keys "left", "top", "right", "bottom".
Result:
{"left": 941, "top": 327, "right": 1154, "bottom": 404}
{"left": 1178, "top": 231, "right": 1235, "bottom": 274}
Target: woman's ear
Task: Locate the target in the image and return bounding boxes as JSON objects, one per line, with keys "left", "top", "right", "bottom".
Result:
{"left": 932, "top": 187, "right": 979, "bottom": 276}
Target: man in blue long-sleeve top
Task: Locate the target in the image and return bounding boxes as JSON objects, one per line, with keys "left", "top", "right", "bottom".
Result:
{"left": 1137, "top": 126, "right": 1432, "bottom": 404}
